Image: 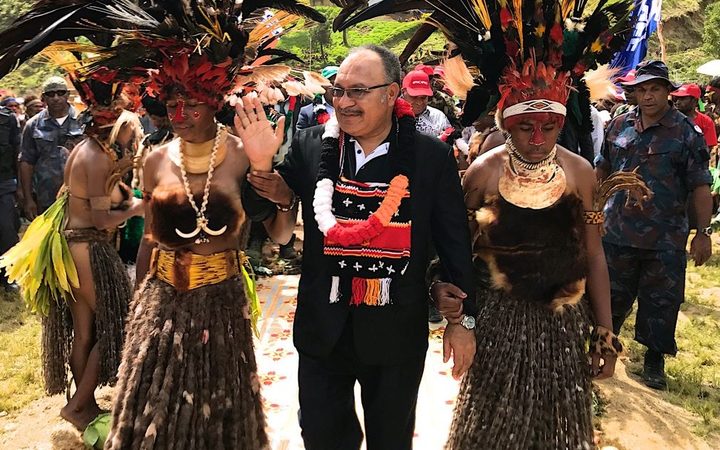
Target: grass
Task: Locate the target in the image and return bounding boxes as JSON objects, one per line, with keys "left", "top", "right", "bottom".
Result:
{"left": 0, "top": 289, "right": 43, "bottom": 416}
{"left": 619, "top": 234, "right": 720, "bottom": 439}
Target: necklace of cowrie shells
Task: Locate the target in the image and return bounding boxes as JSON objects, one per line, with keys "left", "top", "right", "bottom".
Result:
{"left": 174, "top": 124, "right": 228, "bottom": 244}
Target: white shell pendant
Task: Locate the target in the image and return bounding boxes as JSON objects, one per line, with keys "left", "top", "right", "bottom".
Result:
{"left": 175, "top": 216, "right": 228, "bottom": 244}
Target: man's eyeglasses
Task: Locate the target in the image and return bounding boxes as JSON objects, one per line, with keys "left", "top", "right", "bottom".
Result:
{"left": 330, "top": 83, "right": 391, "bottom": 99}
{"left": 43, "top": 90, "right": 68, "bottom": 98}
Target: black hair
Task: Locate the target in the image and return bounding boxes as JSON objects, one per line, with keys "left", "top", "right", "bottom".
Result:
{"left": 350, "top": 45, "right": 402, "bottom": 85}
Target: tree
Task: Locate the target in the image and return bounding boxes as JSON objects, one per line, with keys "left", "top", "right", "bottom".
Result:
{"left": 312, "top": 21, "right": 332, "bottom": 62}
{"left": 704, "top": 1, "right": 720, "bottom": 58}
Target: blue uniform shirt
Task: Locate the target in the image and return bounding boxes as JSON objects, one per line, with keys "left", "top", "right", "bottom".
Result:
{"left": 597, "top": 106, "right": 712, "bottom": 251}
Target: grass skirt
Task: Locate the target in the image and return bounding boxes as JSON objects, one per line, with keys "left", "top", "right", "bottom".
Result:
{"left": 105, "top": 276, "right": 268, "bottom": 449}
{"left": 446, "top": 288, "right": 594, "bottom": 450}
{"left": 43, "top": 233, "right": 130, "bottom": 395}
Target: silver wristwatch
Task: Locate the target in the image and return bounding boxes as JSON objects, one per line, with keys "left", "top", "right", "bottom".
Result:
{"left": 459, "top": 314, "right": 476, "bottom": 330}
{"left": 701, "top": 226, "right": 713, "bottom": 237}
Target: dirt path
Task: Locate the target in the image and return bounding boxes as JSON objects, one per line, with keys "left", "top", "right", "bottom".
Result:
{"left": 2, "top": 363, "right": 717, "bottom": 450}
{"left": 0, "top": 387, "right": 113, "bottom": 450}
{"left": 1, "top": 274, "right": 717, "bottom": 449}
{"left": 597, "top": 359, "right": 717, "bottom": 450}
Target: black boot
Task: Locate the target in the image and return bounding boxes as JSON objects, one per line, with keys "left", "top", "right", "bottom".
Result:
{"left": 643, "top": 349, "right": 667, "bottom": 390}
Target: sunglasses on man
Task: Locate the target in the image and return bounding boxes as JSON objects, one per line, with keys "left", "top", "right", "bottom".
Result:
{"left": 330, "top": 83, "right": 391, "bottom": 100}
{"left": 43, "top": 90, "right": 68, "bottom": 98}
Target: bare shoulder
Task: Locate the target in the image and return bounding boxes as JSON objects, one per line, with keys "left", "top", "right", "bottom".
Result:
{"left": 557, "top": 146, "right": 594, "bottom": 177}
{"left": 464, "top": 145, "right": 505, "bottom": 208}
{"left": 466, "top": 145, "right": 505, "bottom": 179}
{"left": 557, "top": 146, "right": 596, "bottom": 205}
{"left": 145, "top": 139, "right": 171, "bottom": 169}
{"left": 226, "top": 133, "right": 250, "bottom": 171}
{"left": 77, "top": 138, "right": 112, "bottom": 171}
{"left": 226, "top": 133, "right": 245, "bottom": 156}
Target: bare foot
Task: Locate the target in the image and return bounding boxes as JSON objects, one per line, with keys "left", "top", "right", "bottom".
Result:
{"left": 60, "top": 403, "right": 102, "bottom": 430}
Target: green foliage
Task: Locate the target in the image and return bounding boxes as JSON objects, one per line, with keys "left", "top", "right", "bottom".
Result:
{"left": 663, "top": 0, "right": 702, "bottom": 19}
{"left": 0, "top": 0, "right": 32, "bottom": 30}
{"left": 0, "top": 61, "right": 63, "bottom": 96}
{"left": 0, "top": 0, "right": 62, "bottom": 95}
{"left": 666, "top": 46, "right": 714, "bottom": 84}
{"left": 703, "top": 1, "right": 720, "bottom": 58}
{"left": 277, "top": 6, "right": 446, "bottom": 71}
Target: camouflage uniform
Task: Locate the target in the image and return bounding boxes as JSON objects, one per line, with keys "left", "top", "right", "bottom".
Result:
{"left": 19, "top": 107, "right": 82, "bottom": 212}
{"left": 596, "top": 106, "right": 712, "bottom": 355}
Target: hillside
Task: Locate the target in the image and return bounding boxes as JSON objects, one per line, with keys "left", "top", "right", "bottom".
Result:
{"left": 0, "top": 1, "right": 715, "bottom": 91}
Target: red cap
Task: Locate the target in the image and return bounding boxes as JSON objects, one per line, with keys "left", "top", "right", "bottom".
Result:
{"left": 414, "top": 64, "right": 434, "bottom": 76}
{"left": 433, "top": 65, "right": 445, "bottom": 78}
{"left": 616, "top": 69, "right": 636, "bottom": 83}
{"left": 403, "top": 70, "right": 433, "bottom": 97}
{"left": 670, "top": 83, "right": 701, "bottom": 99}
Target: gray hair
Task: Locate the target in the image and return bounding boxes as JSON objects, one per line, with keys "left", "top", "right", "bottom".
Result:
{"left": 348, "top": 45, "right": 402, "bottom": 85}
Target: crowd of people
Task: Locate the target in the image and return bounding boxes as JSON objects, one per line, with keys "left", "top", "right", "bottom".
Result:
{"left": 0, "top": 0, "right": 716, "bottom": 449}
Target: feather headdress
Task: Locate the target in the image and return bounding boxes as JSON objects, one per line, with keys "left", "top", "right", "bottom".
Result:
{"left": 0, "top": 0, "right": 326, "bottom": 108}
{"left": 336, "top": 0, "right": 634, "bottom": 126}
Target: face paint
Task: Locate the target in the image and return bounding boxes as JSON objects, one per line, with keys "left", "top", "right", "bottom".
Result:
{"left": 172, "top": 98, "right": 186, "bottom": 123}
{"left": 193, "top": 111, "right": 201, "bottom": 119}
{"left": 529, "top": 125, "right": 545, "bottom": 146}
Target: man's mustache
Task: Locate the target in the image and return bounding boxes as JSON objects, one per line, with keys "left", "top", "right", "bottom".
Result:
{"left": 337, "top": 108, "right": 362, "bottom": 115}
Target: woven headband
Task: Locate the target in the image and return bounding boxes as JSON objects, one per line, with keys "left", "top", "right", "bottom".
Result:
{"left": 502, "top": 99, "right": 567, "bottom": 119}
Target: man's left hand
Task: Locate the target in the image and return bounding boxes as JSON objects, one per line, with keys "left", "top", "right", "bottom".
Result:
{"left": 690, "top": 233, "right": 712, "bottom": 266}
{"left": 443, "top": 324, "right": 476, "bottom": 380}
{"left": 431, "top": 282, "right": 466, "bottom": 324}
{"left": 247, "top": 170, "right": 293, "bottom": 206}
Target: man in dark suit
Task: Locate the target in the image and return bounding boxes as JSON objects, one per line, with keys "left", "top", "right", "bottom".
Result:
{"left": 238, "top": 45, "right": 476, "bottom": 450}
{"left": 296, "top": 65, "right": 338, "bottom": 130}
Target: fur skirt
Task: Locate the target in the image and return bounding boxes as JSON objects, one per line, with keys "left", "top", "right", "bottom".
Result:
{"left": 446, "top": 288, "right": 594, "bottom": 450}
{"left": 43, "top": 233, "right": 130, "bottom": 395}
{"left": 105, "top": 276, "right": 268, "bottom": 450}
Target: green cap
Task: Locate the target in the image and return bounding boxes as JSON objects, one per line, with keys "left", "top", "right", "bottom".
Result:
{"left": 321, "top": 66, "right": 339, "bottom": 81}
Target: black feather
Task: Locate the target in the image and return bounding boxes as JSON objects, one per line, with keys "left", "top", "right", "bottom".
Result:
{"left": 258, "top": 48, "right": 303, "bottom": 66}
{"left": 242, "top": 0, "right": 327, "bottom": 23}
{"left": 337, "top": 0, "right": 429, "bottom": 31}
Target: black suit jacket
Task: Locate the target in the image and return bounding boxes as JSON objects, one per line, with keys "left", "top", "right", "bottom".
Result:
{"left": 243, "top": 125, "right": 475, "bottom": 365}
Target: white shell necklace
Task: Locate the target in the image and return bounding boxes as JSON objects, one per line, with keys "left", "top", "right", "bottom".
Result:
{"left": 174, "top": 124, "right": 228, "bottom": 244}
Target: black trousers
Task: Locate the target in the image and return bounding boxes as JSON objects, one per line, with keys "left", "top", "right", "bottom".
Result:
{"left": 0, "top": 190, "right": 19, "bottom": 286}
{"left": 298, "top": 320, "right": 426, "bottom": 450}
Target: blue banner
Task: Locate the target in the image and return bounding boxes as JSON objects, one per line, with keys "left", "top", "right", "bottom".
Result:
{"left": 611, "top": 0, "right": 662, "bottom": 74}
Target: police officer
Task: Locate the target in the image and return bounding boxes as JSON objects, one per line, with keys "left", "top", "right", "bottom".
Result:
{"left": 0, "top": 100, "right": 21, "bottom": 295}
{"left": 19, "top": 76, "right": 82, "bottom": 219}
{"left": 596, "top": 61, "right": 714, "bottom": 389}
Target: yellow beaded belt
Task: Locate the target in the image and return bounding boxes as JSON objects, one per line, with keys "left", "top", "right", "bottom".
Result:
{"left": 151, "top": 248, "right": 246, "bottom": 292}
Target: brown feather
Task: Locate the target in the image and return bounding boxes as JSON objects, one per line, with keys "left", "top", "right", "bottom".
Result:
{"left": 234, "top": 65, "right": 291, "bottom": 87}
{"left": 583, "top": 64, "right": 620, "bottom": 101}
